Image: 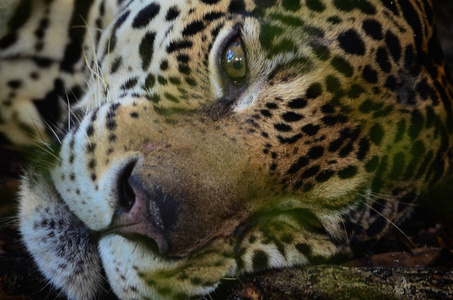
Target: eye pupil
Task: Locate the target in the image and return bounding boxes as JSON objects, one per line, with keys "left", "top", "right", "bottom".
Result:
{"left": 233, "top": 59, "right": 243, "bottom": 70}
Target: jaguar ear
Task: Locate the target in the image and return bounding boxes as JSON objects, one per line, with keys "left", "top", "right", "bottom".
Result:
{"left": 19, "top": 174, "right": 105, "bottom": 299}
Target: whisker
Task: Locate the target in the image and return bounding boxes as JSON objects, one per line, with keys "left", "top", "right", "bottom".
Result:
{"left": 364, "top": 202, "right": 416, "bottom": 248}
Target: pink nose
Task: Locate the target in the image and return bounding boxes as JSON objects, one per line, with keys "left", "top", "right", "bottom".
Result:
{"left": 108, "top": 163, "right": 179, "bottom": 255}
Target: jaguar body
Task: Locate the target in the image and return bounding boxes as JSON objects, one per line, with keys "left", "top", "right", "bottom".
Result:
{"left": 0, "top": 0, "right": 452, "bottom": 299}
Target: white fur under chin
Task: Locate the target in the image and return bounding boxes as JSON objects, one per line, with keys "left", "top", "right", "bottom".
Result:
{"left": 19, "top": 173, "right": 104, "bottom": 300}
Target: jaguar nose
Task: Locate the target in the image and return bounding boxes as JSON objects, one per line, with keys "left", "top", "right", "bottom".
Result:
{"left": 109, "top": 163, "right": 179, "bottom": 255}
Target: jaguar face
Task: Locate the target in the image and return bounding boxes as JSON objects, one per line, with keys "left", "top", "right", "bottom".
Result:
{"left": 17, "top": 0, "right": 452, "bottom": 299}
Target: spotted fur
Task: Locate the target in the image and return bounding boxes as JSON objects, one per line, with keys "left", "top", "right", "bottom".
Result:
{"left": 1, "top": 0, "right": 452, "bottom": 299}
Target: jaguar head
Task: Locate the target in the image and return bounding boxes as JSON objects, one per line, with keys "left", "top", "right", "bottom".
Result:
{"left": 19, "top": 0, "right": 452, "bottom": 299}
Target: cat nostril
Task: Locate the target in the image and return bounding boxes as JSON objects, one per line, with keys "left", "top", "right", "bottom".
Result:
{"left": 111, "top": 161, "right": 171, "bottom": 255}
{"left": 118, "top": 162, "right": 136, "bottom": 211}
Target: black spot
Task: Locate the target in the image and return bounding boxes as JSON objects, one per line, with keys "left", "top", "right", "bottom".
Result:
{"left": 337, "top": 29, "right": 365, "bottom": 55}
{"left": 287, "top": 156, "right": 309, "bottom": 174}
{"left": 259, "top": 24, "right": 284, "bottom": 51}
{"left": 328, "top": 135, "right": 346, "bottom": 152}
{"left": 316, "top": 170, "right": 335, "bottom": 182}
{"left": 260, "top": 109, "right": 272, "bottom": 117}
{"left": 8, "top": 0, "right": 32, "bottom": 32}
{"left": 362, "top": 19, "right": 383, "bottom": 40}
{"left": 139, "top": 32, "right": 156, "bottom": 70}
{"left": 357, "top": 1, "right": 376, "bottom": 15}
{"left": 287, "top": 98, "right": 307, "bottom": 109}
{"left": 301, "top": 124, "right": 320, "bottom": 136}
{"left": 391, "top": 152, "right": 405, "bottom": 179}
{"left": 385, "top": 30, "right": 401, "bottom": 62}
{"left": 229, "top": 0, "right": 246, "bottom": 13}
{"left": 356, "top": 138, "right": 370, "bottom": 160}
{"left": 384, "top": 75, "right": 397, "bottom": 91}
{"left": 380, "top": 0, "right": 399, "bottom": 15}
{"left": 266, "top": 102, "right": 278, "bottom": 109}
{"left": 365, "top": 155, "right": 379, "bottom": 172}
{"left": 321, "top": 115, "right": 347, "bottom": 126}
{"left": 160, "top": 60, "right": 169, "bottom": 71}
{"left": 306, "top": 0, "right": 326, "bottom": 12}
{"left": 182, "top": 21, "right": 205, "bottom": 36}
{"left": 86, "top": 125, "right": 94, "bottom": 136}
{"left": 369, "top": 124, "right": 384, "bottom": 145}
{"left": 164, "top": 92, "right": 179, "bottom": 103}
{"left": 311, "top": 43, "right": 330, "bottom": 60}
{"left": 167, "top": 40, "right": 193, "bottom": 53}
{"left": 333, "top": 0, "right": 354, "bottom": 11}
{"left": 295, "top": 243, "right": 312, "bottom": 257}
{"left": 33, "top": 57, "right": 53, "bottom": 67}
{"left": 111, "top": 57, "right": 123, "bottom": 73}
{"left": 302, "top": 166, "right": 320, "bottom": 178}
{"left": 325, "top": 75, "right": 341, "bottom": 92}
{"left": 339, "top": 142, "right": 354, "bottom": 157}
{"left": 106, "top": 119, "right": 117, "bottom": 131}
{"left": 327, "top": 16, "right": 342, "bottom": 24}
{"left": 282, "top": 0, "right": 301, "bottom": 11}
{"left": 33, "top": 79, "right": 64, "bottom": 128}
{"left": 321, "top": 104, "right": 335, "bottom": 114}
{"left": 416, "top": 79, "right": 437, "bottom": 102}
{"left": 362, "top": 65, "right": 378, "bottom": 83}
{"left": 376, "top": 47, "right": 391, "bottom": 73}
{"left": 107, "top": 10, "right": 130, "bottom": 53}
{"left": 252, "top": 250, "right": 269, "bottom": 271}
{"left": 282, "top": 112, "right": 303, "bottom": 122}
{"left": 145, "top": 74, "right": 155, "bottom": 89}
{"left": 7, "top": 80, "right": 21, "bottom": 89}
{"left": 86, "top": 143, "right": 96, "bottom": 153}
{"left": 331, "top": 56, "right": 353, "bottom": 77}
{"left": 278, "top": 134, "right": 302, "bottom": 144}
{"left": 408, "top": 110, "right": 424, "bottom": 141}
{"left": 306, "top": 83, "right": 323, "bottom": 99}
{"left": 270, "top": 13, "right": 303, "bottom": 27}
{"left": 338, "top": 165, "right": 357, "bottom": 179}
{"left": 185, "top": 77, "right": 197, "bottom": 86}
{"left": 348, "top": 84, "right": 365, "bottom": 99}
{"left": 132, "top": 3, "right": 160, "bottom": 28}
{"left": 0, "top": 33, "right": 17, "bottom": 49}
{"left": 177, "top": 54, "right": 190, "bottom": 64}
{"left": 394, "top": 119, "right": 406, "bottom": 143}
{"left": 200, "top": 0, "right": 220, "bottom": 3}
{"left": 169, "top": 77, "right": 181, "bottom": 85}
{"left": 178, "top": 64, "right": 191, "bottom": 75}
{"left": 165, "top": 6, "right": 180, "bottom": 21}
{"left": 308, "top": 146, "right": 324, "bottom": 159}
{"left": 158, "top": 76, "right": 167, "bottom": 85}
{"left": 88, "top": 159, "right": 96, "bottom": 169}
{"left": 204, "top": 11, "right": 224, "bottom": 21}
{"left": 120, "top": 77, "right": 139, "bottom": 90}
{"left": 274, "top": 123, "right": 292, "bottom": 132}
{"left": 399, "top": 0, "right": 423, "bottom": 56}
{"left": 60, "top": 0, "right": 93, "bottom": 72}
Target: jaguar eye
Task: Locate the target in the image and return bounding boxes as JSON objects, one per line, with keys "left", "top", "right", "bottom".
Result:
{"left": 221, "top": 37, "right": 246, "bottom": 85}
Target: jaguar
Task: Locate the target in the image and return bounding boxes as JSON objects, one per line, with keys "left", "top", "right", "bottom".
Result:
{"left": 1, "top": 0, "right": 452, "bottom": 299}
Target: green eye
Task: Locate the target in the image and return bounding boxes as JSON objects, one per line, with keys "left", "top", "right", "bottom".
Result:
{"left": 221, "top": 37, "right": 246, "bottom": 85}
